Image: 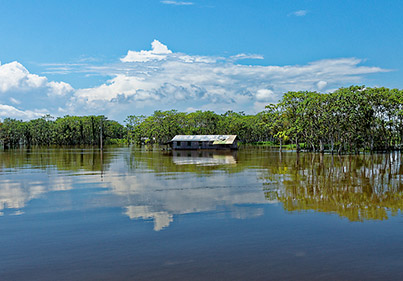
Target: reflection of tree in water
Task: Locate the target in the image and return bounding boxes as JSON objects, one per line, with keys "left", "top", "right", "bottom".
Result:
{"left": 0, "top": 146, "right": 111, "bottom": 172}
{"left": 262, "top": 152, "right": 403, "bottom": 221}
{"left": 0, "top": 147, "right": 113, "bottom": 215}
{"left": 3, "top": 146, "right": 400, "bottom": 223}
{"left": 126, "top": 146, "right": 242, "bottom": 175}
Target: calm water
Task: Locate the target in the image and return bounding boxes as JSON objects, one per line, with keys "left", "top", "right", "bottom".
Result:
{"left": 0, "top": 146, "right": 402, "bottom": 281}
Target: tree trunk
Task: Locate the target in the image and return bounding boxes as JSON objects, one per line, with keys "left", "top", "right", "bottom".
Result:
{"left": 296, "top": 137, "right": 300, "bottom": 153}
{"left": 370, "top": 137, "right": 374, "bottom": 154}
{"left": 319, "top": 139, "right": 324, "bottom": 154}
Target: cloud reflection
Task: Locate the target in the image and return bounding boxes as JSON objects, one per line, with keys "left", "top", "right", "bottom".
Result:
{"left": 125, "top": 206, "right": 173, "bottom": 231}
{"left": 105, "top": 170, "right": 269, "bottom": 230}
{"left": 2, "top": 147, "right": 400, "bottom": 229}
{"left": 0, "top": 148, "right": 270, "bottom": 231}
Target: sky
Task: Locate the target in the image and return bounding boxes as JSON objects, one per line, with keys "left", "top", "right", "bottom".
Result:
{"left": 0, "top": 0, "right": 402, "bottom": 122}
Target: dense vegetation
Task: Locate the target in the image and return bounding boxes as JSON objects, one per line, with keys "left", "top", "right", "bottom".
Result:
{"left": 1, "top": 86, "right": 403, "bottom": 153}
{"left": 125, "top": 86, "right": 403, "bottom": 153}
{"left": 267, "top": 86, "right": 403, "bottom": 153}
{"left": 125, "top": 110, "right": 269, "bottom": 145}
{"left": 0, "top": 115, "right": 125, "bottom": 147}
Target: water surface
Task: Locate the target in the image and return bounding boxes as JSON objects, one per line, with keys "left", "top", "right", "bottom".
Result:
{"left": 0, "top": 146, "right": 402, "bottom": 280}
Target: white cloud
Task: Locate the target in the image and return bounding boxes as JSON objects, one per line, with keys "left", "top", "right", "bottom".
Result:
{"left": 9, "top": 97, "right": 21, "bottom": 105}
{"left": 121, "top": 40, "right": 172, "bottom": 63}
{"left": 230, "top": 53, "right": 264, "bottom": 60}
{"left": 161, "top": 1, "right": 194, "bottom": 6}
{"left": 48, "top": 81, "right": 74, "bottom": 96}
{"left": 316, "top": 80, "right": 328, "bottom": 90}
{"left": 0, "top": 61, "right": 73, "bottom": 95}
{"left": 0, "top": 104, "right": 46, "bottom": 119}
{"left": 0, "top": 40, "right": 389, "bottom": 121}
{"left": 253, "top": 89, "right": 276, "bottom": 112}
{"left": 255, "top": 89, "right": 275, "bottom": 102}
{"left": 290, "top": 10, "right": 308, "bottom": 16}
{"left": 0, "top": 61, "right": 74, "bottom": 119}
{"left": 72, "top": 41, "right": 387, "bottom": 120}
{"left": 0, "top": 61, "right": 46, "bottom": 92}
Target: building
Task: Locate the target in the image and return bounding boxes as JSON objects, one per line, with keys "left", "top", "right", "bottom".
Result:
{"left": 170, "top": 135, "right": 238, "bottom": 150}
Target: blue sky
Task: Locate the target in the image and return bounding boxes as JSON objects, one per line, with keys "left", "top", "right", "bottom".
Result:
{"left": 0, "top": 0, "right": 402, "bottom": 122}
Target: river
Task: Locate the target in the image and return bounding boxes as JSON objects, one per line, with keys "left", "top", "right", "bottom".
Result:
{"left": 0, "top": 146, "right": 402, "bottom": 280}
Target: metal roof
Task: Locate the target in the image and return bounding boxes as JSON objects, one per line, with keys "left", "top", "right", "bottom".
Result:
{"left": 171, "top": 135, "right": 237, "bottom": 144}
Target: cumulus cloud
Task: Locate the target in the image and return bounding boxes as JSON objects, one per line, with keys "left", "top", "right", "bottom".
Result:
{"left": 0, "top": 40, "right": 389, "bottom": 121}
{"left": 0, "top": 61, "right": 46, "bottom": 92}
{"left": 255, "top": 89, "right": 275, "bottom": 102}
{"left": 47, "top": 81, "right": 74, "bottom": 96}
{"left": 70, "top": 41, "right": 387, "bottom": 119}
{"left": 121, "top": 40, "right": 172, "bottom": 63}
{"left": 0, "top": 61, "right": 73, "bottom": 95}
{"left": 0, "top": 104, "right": 46, "bottom": 119}
{"left": 0, "top": 61, "right": 74, "bottom": 119}
{"left": 316, "top": 80, "right": 328, "bottom": 90}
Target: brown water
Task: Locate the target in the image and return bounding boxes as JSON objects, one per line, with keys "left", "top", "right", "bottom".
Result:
{"left": 0, "top": 146, "right": 402, "bottom": 280}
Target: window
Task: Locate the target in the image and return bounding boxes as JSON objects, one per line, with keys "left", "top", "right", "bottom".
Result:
{"left": 177, "top": 141, "right": 181, "bottom": 146}
{"left": 187, "top": 141, "right": 192, "bottom": 146}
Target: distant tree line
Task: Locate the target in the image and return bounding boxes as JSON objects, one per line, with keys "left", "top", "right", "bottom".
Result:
{"left": 265, "top": 86, "right": 403, "bottom": 153}
{"left": 1, "top": 86, "right": 402, "bottom": 153}
{"left": 124, "top": 110, "right": 270, "bottom": 145}
{"left": 0, "top": 115, "right": 125, "bottom": 148}
{"left": 125, "top": 86, "right": 403, "bottom": 153}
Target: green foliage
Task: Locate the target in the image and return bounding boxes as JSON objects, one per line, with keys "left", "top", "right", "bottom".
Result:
{"left": 0, "top": 115, "right": 125, "bottom": 147}
{"left": 106, "top": 138, "right": 128, "bottom": 145}
{"left": 1, "top": 85, "right": 402, "bottom": 151}
{"left": 125, "top": 110, "right": 272, "bottom": 145}
{"left": 266, "top": 86, "right": 403, "bottom": 153}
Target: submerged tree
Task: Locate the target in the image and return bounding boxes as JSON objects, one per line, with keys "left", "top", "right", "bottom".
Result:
{"left": 1, "top": 85, "right": 402, "bottom": 151}
{"left": 0, "top": 115, "right": 125, "bottom": 147}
